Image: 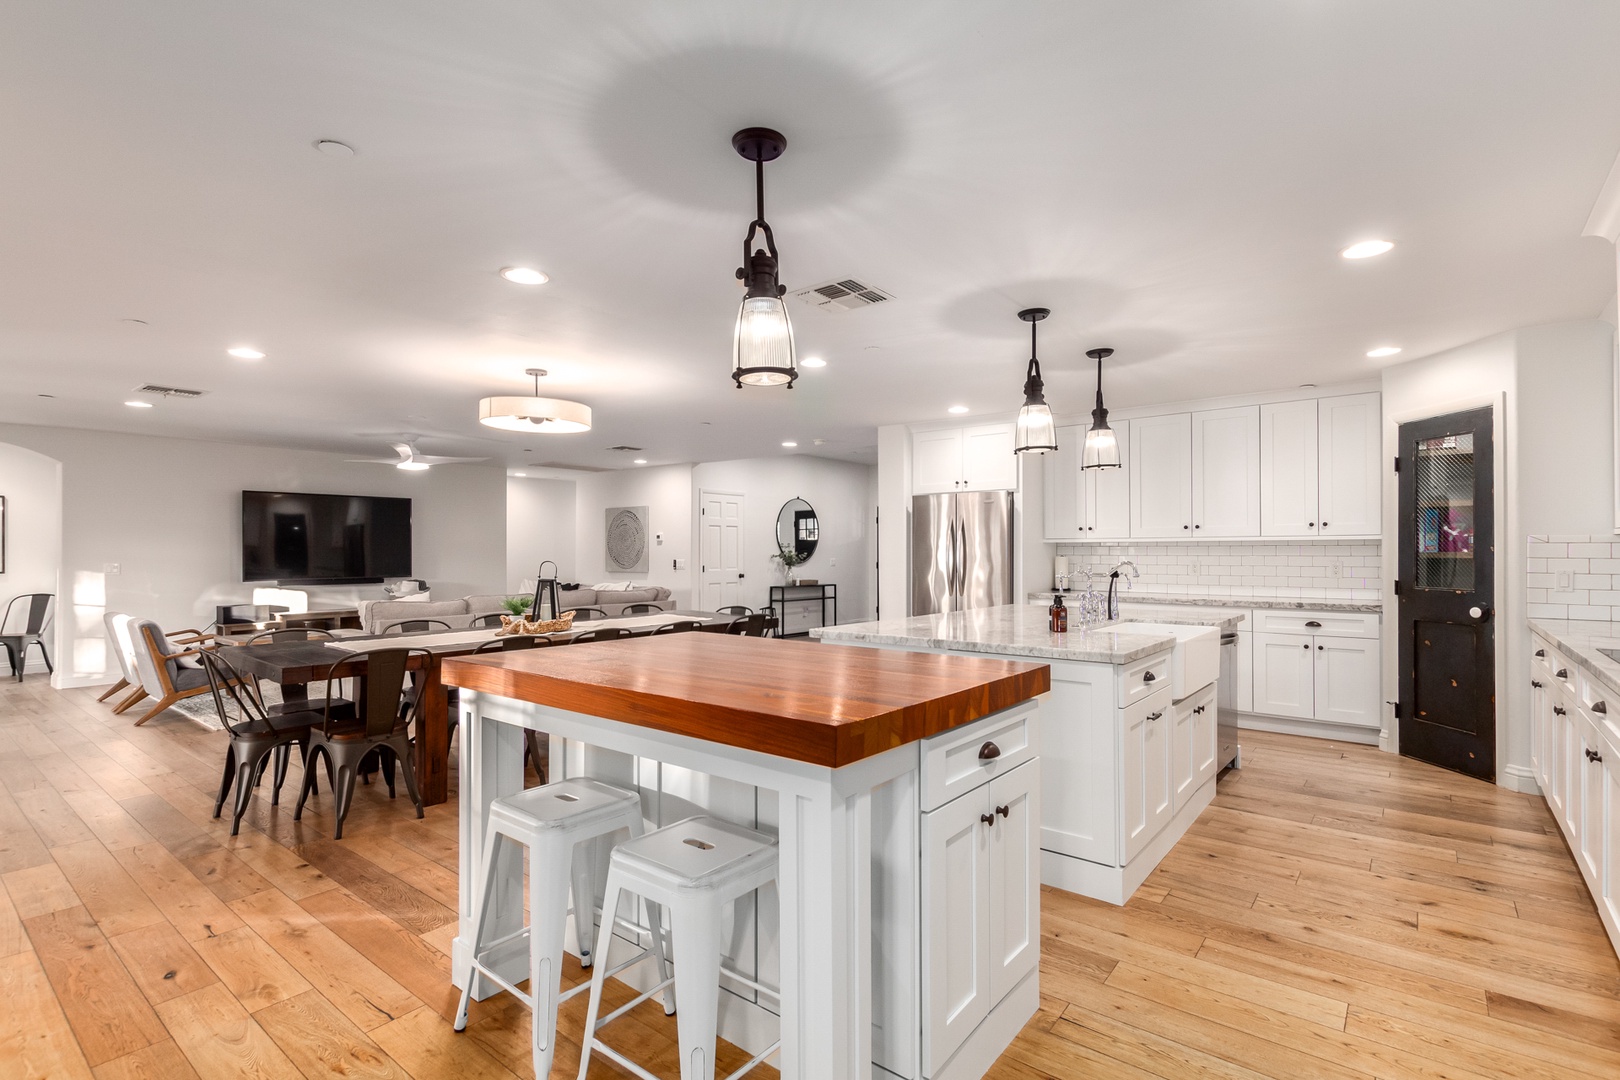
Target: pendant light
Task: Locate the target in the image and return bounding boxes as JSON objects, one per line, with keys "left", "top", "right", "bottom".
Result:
{"left": 1082, "top": 347, "right": 1121, "bottom": 470}
{"left": 1013, "top": 308, "right": 1057, "bottom": 455}
{"left": 478, "top": 368, "right": 592, "bottom": 433}
{"left": 731, "top": 127, "right": 796, "bottom": 388}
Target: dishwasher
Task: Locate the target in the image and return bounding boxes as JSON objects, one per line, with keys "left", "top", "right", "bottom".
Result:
{"left": 1217, "top": 631, "right": 1242, "bottom": 770}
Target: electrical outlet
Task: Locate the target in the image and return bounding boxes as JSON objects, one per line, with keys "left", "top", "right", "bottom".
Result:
{"left": 830, "top": 557, "right": 837, "bottom": 568}
{"left": 1188, "top": 559, "right": 1199, "bottom": 576}
{"left": 1557, "top": 570, "right": 1574, "bottom": 591}
{"left": 103, "top": 563, "right": 121, "bottom": 575}
{"left": 1331, "top": 558, "right": 1344, "bottom": 579}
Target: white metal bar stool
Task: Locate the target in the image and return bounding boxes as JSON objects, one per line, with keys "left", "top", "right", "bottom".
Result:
{"left": 455, "top": 776, "right": 671, "bottom": 1080}
{"left": 577, "top": 815, "right": 781, "bottom": 1080}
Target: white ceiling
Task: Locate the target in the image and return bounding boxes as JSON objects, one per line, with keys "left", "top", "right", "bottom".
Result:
{"left": 3, "top": 1, "right": 1619, "bottom": 470}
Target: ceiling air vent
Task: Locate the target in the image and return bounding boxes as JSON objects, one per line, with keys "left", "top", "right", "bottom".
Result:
{"left": 792, "top": 277, "right": 894, "bottom": 313}
{"left": 134, "top": 384, "right": 207, "bottom": 398}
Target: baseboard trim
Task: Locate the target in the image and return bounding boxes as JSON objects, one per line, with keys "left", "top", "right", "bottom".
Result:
{"left": 1233, "top": 712, "right": 1381, "bottom": 745}
{"left": 1500, "top": 763, "right": 1541, "bottom": 795}
{"left": 1042, "top": 776, "right": 1218, "bottom": 906}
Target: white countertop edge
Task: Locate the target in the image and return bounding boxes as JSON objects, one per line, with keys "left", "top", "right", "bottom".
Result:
{"left": 1528, "top": 618, "right": 1620, "bottom": 700}
{"left": 1028, "top": 591, "right": 1382, "bottom": 613}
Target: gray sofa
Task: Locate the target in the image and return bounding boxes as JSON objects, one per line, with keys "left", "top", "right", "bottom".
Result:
{"left": 556, "top": 586, "right": 675, "bottom": 618}
{"left": 353, "top": 587, "right": 674, "bottom": 634}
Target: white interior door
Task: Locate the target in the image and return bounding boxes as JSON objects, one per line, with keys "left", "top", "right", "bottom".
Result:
{"left": 699, "top": 489, "right": 745, "bottom": 610}
{"left": 1192, "top": 405, "right": 1261, "bottom": 537}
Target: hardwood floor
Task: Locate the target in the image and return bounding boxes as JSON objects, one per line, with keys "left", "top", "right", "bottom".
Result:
{"left": 1, "top": 678, "right": 1616, "bottom": 1079}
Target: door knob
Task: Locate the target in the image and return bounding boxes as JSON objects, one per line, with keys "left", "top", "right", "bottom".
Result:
{"left": 1468, "top": 605, "right": 1491, "bottom": 621}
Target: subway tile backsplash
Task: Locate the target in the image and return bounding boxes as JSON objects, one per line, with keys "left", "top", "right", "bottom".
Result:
{"left": 1053, "top": 541, "right": 1382, "bottom": 601}
{"left": 1526, "top": 535, "right": 1620, "bottom": 621}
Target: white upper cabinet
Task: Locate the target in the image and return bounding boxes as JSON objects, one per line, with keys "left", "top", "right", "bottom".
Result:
{"left": 1260, "top": 399, "right": 1320, "bottom": 537}
{"left": 1130, "top": 413, "right": 1193, "bottom": 537}
{"left": 1043, "top": 421, "right": 1130, "bottom": 540}
{"left": 1191, "top": 406, "right": 1261, "bottom": 537}
{"left": 914, "top": 423, "right": 1017, "bottom": 494}
{"left": 1317, "top": 392, "right": 1381, "bottom": 536}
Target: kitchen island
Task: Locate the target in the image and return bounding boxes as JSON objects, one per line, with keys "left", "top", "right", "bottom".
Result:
{"left": 816, "top": 604, "right": 1233, "bottom": 905}
{"left": 443, "top": 632, "right": 1049, "bottom": 1080}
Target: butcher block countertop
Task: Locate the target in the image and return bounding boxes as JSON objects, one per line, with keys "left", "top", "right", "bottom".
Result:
{"left": 442, "top": 632, "right": 1050, "bottom": 769}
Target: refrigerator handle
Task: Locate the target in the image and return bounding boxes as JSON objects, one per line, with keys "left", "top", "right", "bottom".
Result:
{"left": 954, "top": 516, "right": 967, "bottom": 605}
{"left": 948, "top": 516, "right": 960, "bottom": 608}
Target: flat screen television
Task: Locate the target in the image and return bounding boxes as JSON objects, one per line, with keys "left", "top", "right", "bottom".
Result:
{"left": 242, "top": 490, "right": 412, "bottom": 585}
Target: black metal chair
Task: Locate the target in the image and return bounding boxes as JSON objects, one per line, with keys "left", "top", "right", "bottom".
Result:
{"left": 380, "top": 618, "right": 455, "bottom": 635}
{"left": 651, "top": 620, "right": 703, "bottom": 635}
{"left": 572, "top": 626, "right": 631, "bottom": 643}
{"left": 472, "top": 635, "right": 549, "bottom": 654}
{"left": 197, "top": 649, "right": 320, "bottom": 836}
{"left": 0, "top": 593, "right": 53, "bottom": 682}
{"left": 293, "top": 648, "right": 428, "bottom": 840}
{"left": 472, "top": 637, "right": 553, "bottom": 782}
{"left": 716, "top": 605, "right": 752, "bottom": 616}
{"left": 564, "top": 607, "right": 609, "bottom": 622}
{"left": 726, "top": 613, "right": 770, "bottom": 637}
{"left": 623, "top": 603, "right": 661, "bottom": 615}
{"left": 472, "top": 612, "right": 510, "bottom": 629}
{"left": 242, "top": 627, "right": 354, "bottom": 717}
{"left": 760, "top": 611, "right": 781, "bottom": 638}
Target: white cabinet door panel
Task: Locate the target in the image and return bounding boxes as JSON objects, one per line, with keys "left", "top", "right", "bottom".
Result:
{"left": 1089, "top": 418, "right": 1132, "bottom": 539}
{"left": 1192, "top": 406, "right": 1261, "bottom": 537}
{"left": 1043, "top": 426, "right": 1083, "bottom": 540}
{"left": 1131, "top": 414, "right": 1193, "bottom": 538}
{"left": 1191, "top": 684, "right": 1220, "bottom": 791}
{"left": 921, "top": 787, "right": 990, "bottom": 1071}
{"left": 1171, "top": 697, "right": 1197, "bottom": 813}
{"left": 914, "top": 429, "right": 964, "bottom": 495}
{"left": 1313, "top": 636, "right": 1381, "bottom": 728}
{"left": 1123, "top": 693, "right": 1174, "bottom": 864}
{"left": 1578, "top": 713, "right": 1604, "bottom": 884}
{"left": 962, "top": 423, "right": 1017, "bottom": 491}
{"left": 1318, "top": 392, "right": 1381, "bottom": 536}
{"left": 1253, "top": 633, "right": 1315, "bottom": 720}
{"left": 1601, "top": 746, "right": 1620, "bottom": 938}
{"left": 1040, "top": 667, "right": 1118, "bottom": 865}
{"left": 1260, "top": 399, "right": 1319, "bottom": 537}
{"left": 988, "top": 762, "right": 1039, "bottom": 1002}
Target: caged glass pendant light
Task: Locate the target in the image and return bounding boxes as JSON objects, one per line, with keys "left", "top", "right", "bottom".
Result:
{"left": 1013, "top": 308, "right": 1057, "bottom": 454}
{"left": 730, "top": 127, "right": 797, "bottom": 388}
{"left": 1081, "top": 347, "right": 1121, "bottom": 469}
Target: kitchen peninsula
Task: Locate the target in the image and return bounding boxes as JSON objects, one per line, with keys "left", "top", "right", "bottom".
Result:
{"left": 816, "top": 604, "right": 1238, "bottom": 904}
{"left": 443, "top": 632, "right": 1049, "bottom": 1080}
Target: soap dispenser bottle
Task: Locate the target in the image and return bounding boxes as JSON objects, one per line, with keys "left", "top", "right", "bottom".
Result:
{"left": 1050, "top": 591, "right": 1068, "bottom": 634}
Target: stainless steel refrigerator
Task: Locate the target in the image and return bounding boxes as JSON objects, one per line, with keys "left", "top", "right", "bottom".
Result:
{"left": 911, "top": 490, "right": 1015, "bottom": 616}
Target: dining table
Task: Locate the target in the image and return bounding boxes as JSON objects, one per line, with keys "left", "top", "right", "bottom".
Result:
{"left": 221, "top": 609, "right": 741, "bottom": 805}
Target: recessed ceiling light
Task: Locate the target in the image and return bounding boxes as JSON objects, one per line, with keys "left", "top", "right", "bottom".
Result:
{"left": 1341, "top": 239, "right": 1394, "bottom": 259}
{"left": 1366, "top": 346, "right": 1402, "bottom": 358}
{"left": 500, "top": 266, "right": 549, "bottom": 285}
{"left": 782, "top": 441, "right": 798, "bottom": 448}
{"left": 227, "top": 346, "right": 265, "bottom": 360}
{"left": 948, "top": 405, "right": 969, "bottom": 414}
{"left": 396, "top": 461, "right": 431, "bottom": 471}
{"left": 125, "top": 400, "right": 154, "bottom": 408}
{"left": 314, "top": 139, "right": 355, "bottom": 157}
{"left": 801, "top": 356, "right": 827, "bottom": 368}
{"left": 633, "top": 458, "right": 648, "bottom": 465}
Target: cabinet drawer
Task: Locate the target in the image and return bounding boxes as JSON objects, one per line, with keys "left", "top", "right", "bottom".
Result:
{"left": 920, "top": 701, "right": 1038, "bottom": 813}
{"left": 1118, "top": 649, "right": 1173, "bottom": 707}
{"left": 1531, "top": 638, "right": 1558, "bottom": 676}
{"left": 1250, "top": 609, "right": 1379, "bottom": 639}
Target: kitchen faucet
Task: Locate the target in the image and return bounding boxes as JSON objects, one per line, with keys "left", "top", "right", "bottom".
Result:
{"left": 1106, "top": 560, "right": 1138, "bottom": 621}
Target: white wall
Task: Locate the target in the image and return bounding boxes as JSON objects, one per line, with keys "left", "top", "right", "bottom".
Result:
{"left": 572, "top": 464, "right": 695, "bottom": 605}
{"left": 506, "top": 476, "right": 576, "bottom": 589}
{"left": 0, "top": 442, "right": 63, "bottom": 672}
{"left": 0, "top": 423, "right": 506, "bottom": 687}
{"left": 876, "top": 424, "right": 910, "bottom": 620}
{"left": 691, "top": 456, "right": 877, "bottom": 622}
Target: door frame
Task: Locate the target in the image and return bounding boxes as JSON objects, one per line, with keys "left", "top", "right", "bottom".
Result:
{"left": 1381, "top": 391, "right": 1510, "bottom": 784}
{"left": 694, "top": 488, "right": 746, "bottom": 611}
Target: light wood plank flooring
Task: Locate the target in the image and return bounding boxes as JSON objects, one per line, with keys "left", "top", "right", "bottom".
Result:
{"left": 1, "top": 678, "right": 1616, "bottom": 1079}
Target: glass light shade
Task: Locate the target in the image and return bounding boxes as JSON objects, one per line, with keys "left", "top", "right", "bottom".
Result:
{"left": 1082, "top": 424, "right": 1121, "bottom": 469}
{"left": 733, "top": 294, "right": 796, "bottom": 386}
{"left": 477, "top": 396, "right": 592, "bottom": 433}
{"left": 1014, "top": 402, "right": 1057, "bottom": 454}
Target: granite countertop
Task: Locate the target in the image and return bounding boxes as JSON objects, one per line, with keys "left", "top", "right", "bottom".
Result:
{"left": 811, "top": 604, "right": 1179, "bottom": 664}
{"left": 1028, "top": 590, "right": 1382, "bottom": 614}
{"left": 1527, "top": 618, "right": 1620, "bottom": 700}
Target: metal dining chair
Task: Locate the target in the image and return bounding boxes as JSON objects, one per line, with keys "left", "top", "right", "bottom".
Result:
{"left": 572, "top": 626, "right": 631, "bottom": 643}
{"left": 716, "top": 605, "right": 752, "bottom": 616}
{"left": 197, "top": 648, "right": 321, "bottom": 835}
{"left": 473, "top": 636, "right": 553, "bottom": 782}
{"left": 472, "top": 612, "right": 509, "bottom": 629}
{"left": 726, "top": 613, "right": 770, "bottom": 637}
{"left": 1, "top": 593, "right": 54, "bottom": 682}
{"left": 651, "top": 620, "right": 703, "bottom": 635}
{"left": 564, "top": 607, "right": 609, "bottom": 622}
{"left": 243, "top": 627, "right": 353, "bottom": 717}
{"left": 623, "top": 603, "right": 661, "bottom": 615}
{"left": 380, "top": 618, "right": 455, "bottom": 634}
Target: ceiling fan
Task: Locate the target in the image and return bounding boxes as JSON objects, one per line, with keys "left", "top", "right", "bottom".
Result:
{"left": 347, "top": 440, "right": 488, "bottom": 471}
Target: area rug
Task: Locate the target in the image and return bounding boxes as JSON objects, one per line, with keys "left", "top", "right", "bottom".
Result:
{"left": 167, "top": 680, "right": 341, "bottom": 731}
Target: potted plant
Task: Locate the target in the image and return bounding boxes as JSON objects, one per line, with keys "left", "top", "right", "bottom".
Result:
{"left": 500, "top": 595, "right": 530, "bottom": 617}
{"left": 770, "top": 548, "right": 810, "bottom": 585}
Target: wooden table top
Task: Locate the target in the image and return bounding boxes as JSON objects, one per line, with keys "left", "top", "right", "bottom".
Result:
{"left": 442, "top": 633, "right": 1050, "bottom": 769}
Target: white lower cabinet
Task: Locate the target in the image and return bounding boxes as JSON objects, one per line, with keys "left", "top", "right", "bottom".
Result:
{"left": 1529, "top": 631, "right": 1620, "bottom": 963}
{"left": 1122, "top": 688, "right": 1174, "bottom": 864}
{"left": 1313, "top": 636, "right": 1381, "bottom": 727}
{"left": 1252, "top": 633, "right": 1315, "bottom": 719}
{"left": 1249, "top": 613, "right": 1381, "bottom": 731}
{"left": 921, "top": 759, "right": 1039, "bottom": 1077}
{"left": 1173, "top": 683, "right": 1219, "bottom": 813}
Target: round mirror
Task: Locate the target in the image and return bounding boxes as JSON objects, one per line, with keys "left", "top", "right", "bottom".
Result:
{"left": 776, "top": 497, "right": 819, "bottom": 562}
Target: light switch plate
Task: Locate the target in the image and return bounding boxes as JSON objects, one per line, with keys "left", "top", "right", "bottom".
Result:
{"left": 1557, "top": 570, "right": 1574, "bottom": 591}
{"left": 104, "top": 563, "right": 121, "bottom": 575}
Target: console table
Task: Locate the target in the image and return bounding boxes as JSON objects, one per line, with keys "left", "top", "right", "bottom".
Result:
{"left": 770, "top": 583, "right": 836, "bottom": 637}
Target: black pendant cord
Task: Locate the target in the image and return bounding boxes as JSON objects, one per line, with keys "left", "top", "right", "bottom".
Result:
{"left": 1094, "top": 354, "right": 1106, "bottom": 414}
{"left": 756, "top": 156, "right": 766, "bottom": 224}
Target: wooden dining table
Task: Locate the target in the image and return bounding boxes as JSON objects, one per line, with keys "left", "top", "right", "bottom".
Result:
{"left": 221, "top": 609, "right": 741, "bottom": 805}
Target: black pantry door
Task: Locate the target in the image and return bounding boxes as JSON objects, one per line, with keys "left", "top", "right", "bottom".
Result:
{"left": 1397, "top": 406, "right": 1496, "bottom": 781}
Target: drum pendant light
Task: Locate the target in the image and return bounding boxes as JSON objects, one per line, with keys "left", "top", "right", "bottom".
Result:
{"left": 1013, "top": 308, "right": 1057, "bottom": 455}
{"left": 731, "top": 127, "right": 797, "bottom": 388}
{"left": 478, "top": 368, "right": 592, "bottom": 433}
{"left": 1082, "top": 347, "right": 1121, "bottom": 470}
